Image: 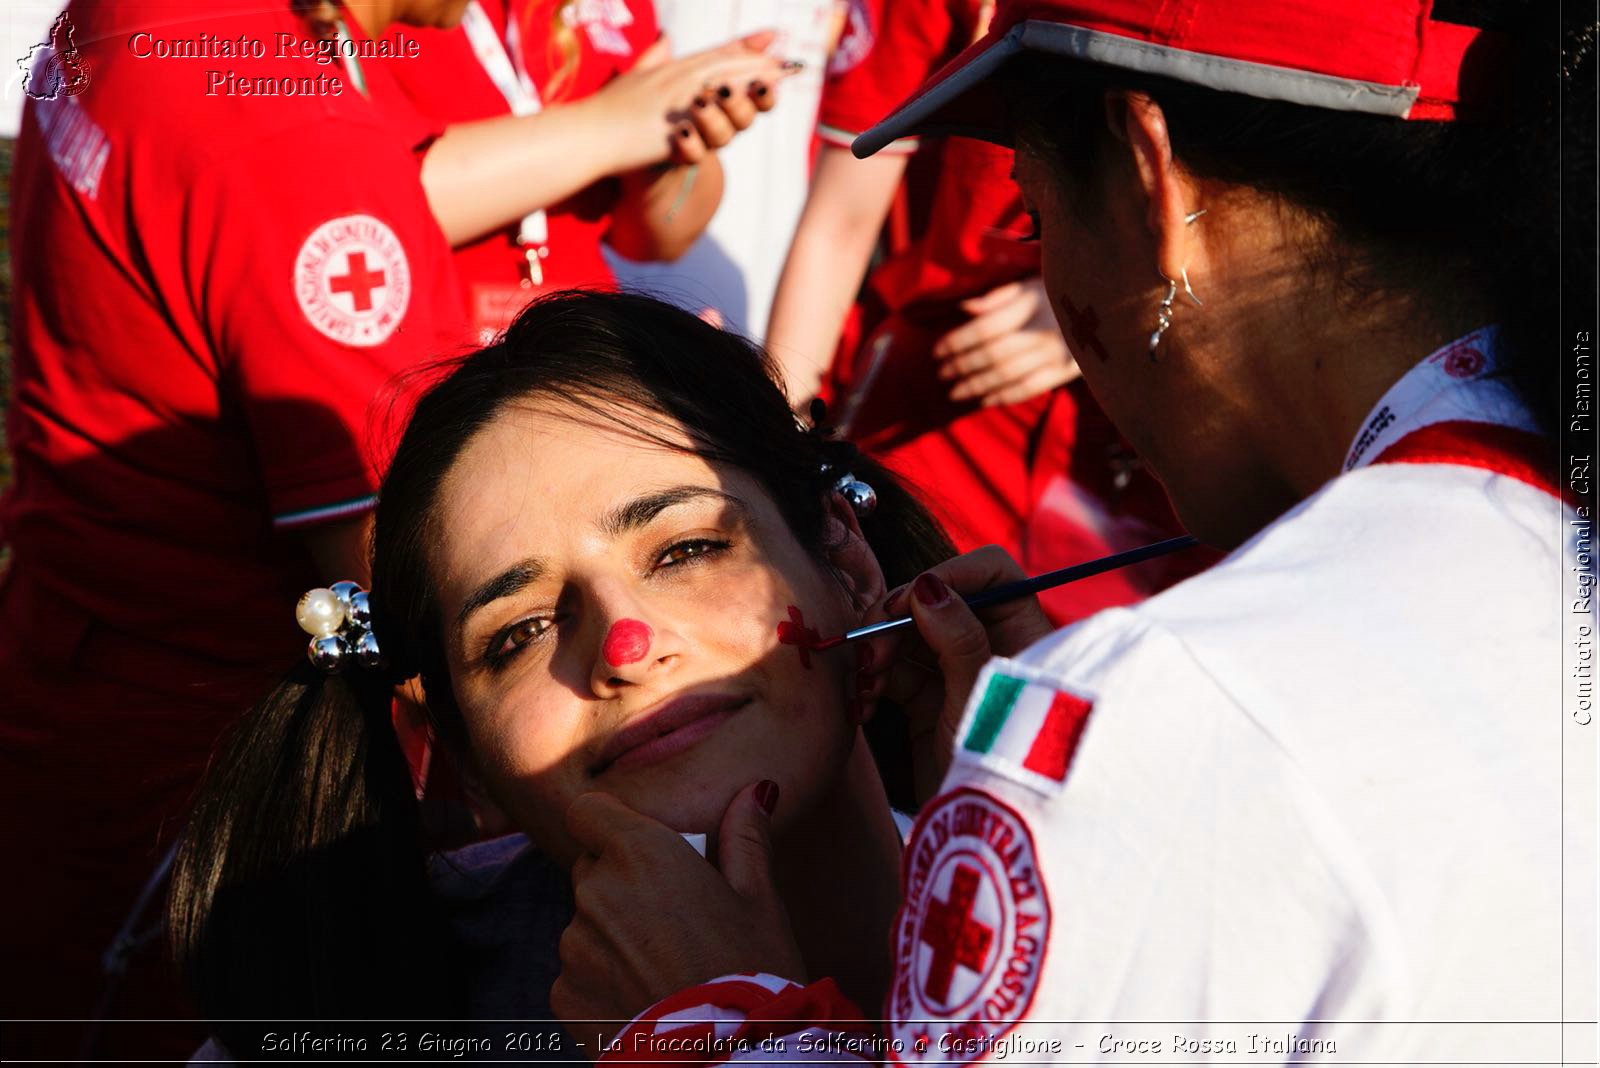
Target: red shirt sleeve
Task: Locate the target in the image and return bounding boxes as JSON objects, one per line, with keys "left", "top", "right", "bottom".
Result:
{"left": 819, "top": 0, "right": 961, "bottom": 152}
{"left": 184, "top": 121, "right": 466, "bottom": 528}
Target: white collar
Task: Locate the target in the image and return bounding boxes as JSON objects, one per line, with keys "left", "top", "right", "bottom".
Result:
{"left": 1342, "top": 326, "right": 1541, "bottom": 473}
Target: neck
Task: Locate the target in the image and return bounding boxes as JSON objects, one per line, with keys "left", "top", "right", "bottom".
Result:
{"left": 1163, "top": 233, "right": 1492, "bottom": 547}
{"left": 339, "top": 0, "right": 393, "bottom": 37}
{"left": 773, "top": 740, "right": 903, "bottom": 1014}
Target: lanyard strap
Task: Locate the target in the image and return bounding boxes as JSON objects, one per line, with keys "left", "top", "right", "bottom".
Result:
{"left": 460, "top": 1, "right": 550, "bottom": 268}
{"left": 1371, "top": 420, "right": 1564, "bottom": 502}
{"left": 334, "top": 17, "right": 368, "bottom": 96}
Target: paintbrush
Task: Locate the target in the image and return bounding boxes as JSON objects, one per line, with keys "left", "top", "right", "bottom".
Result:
{"left": 809, "top": 535, "right": 1201, "bottom": 651}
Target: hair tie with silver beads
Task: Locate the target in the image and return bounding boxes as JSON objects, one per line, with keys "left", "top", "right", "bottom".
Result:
{"left": 807, "top": 399, "right": 878, "bottom": 518}
{"left": 295, "top": 580, "right": 384, "bottom": 672}
{"left": 827, "top": 468, "right": 878, "bottom": 517}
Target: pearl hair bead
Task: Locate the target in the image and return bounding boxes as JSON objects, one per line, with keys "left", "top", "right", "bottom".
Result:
{"left": 295, "top": 581, "right": 385, "bottom": 673}
{"left": 296, "top": 588, "right": 346, "bottom": 638}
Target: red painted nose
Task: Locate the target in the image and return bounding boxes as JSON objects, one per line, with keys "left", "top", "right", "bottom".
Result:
{"left": 602, "top": 618, "right": 653, "bottom": 666}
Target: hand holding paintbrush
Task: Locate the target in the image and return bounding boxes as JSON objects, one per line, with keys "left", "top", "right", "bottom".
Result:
{"left": 836, "top": 537, "right": 1200, "bottom": 802}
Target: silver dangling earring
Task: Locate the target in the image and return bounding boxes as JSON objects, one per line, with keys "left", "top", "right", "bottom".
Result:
{"left": 1148, "top": 270, "right": 1205, "bottom": 359}
{"left": 1149, "top": 207, "right": 1207, "bottom": 359}
{"left": 1148, "top": 277, "right": 1178, "bottom": 359}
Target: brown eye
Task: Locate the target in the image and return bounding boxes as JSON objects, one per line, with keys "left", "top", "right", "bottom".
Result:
{"left": 488, "top": 616, "right": 551, "bottom": 666}
{"left": 655, "top": 538, "right": 729, "bottom": 568}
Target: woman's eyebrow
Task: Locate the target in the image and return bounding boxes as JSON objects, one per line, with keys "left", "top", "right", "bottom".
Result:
{"left": 597, "top": 485, "right": 746, "bottom": 538}
{"left": 455, "top": 487, "right": 746, "bottom": 634}
{"left": 457, "top": 559, "right": 545, "bottom": 629}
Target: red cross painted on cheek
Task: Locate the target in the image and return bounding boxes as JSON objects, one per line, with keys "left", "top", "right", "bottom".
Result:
{"left": 602, "top": 619, "right": 652, "bottom": 666}
{"left": 1060, "top": 294, "right": 1111, "bottom": 362}
{"left": 774, "top": 604, "right": 822, "bottom": 669}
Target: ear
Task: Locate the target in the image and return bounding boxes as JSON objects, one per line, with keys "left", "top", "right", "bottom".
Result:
{"left": 1104, "top": 90, "right": 1202, "bottom": 283}
{"left": 821, "top": 491, "right": 887, "bottom": 618}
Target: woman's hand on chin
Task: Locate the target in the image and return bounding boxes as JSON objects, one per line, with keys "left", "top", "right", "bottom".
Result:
{"left": 552, "top": 783, "right": 805, "bottom": 1060}
{"left": 858, "top": 546, "right": 1056, "bottom": 804}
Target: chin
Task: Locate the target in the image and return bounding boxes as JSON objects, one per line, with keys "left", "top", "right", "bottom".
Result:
{"left": 623, "top": 777, "right": 744, "bottom": 837}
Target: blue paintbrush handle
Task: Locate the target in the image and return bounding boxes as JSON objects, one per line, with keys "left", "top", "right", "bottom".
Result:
{"left": 838, "top": 535, "right": 1200, "bottom": 644}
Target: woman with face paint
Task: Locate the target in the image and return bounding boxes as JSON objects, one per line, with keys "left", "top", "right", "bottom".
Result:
{"left": 167, "top": 290, "right": 966, "bottom": 1058}
{"left": 547, "top": 0, "right": 1596, "bottom": 1061}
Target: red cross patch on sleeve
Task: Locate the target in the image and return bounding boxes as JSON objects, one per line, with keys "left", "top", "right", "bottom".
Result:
{"left": 888, "top": 788, "right": 1051, "bottom": 1065}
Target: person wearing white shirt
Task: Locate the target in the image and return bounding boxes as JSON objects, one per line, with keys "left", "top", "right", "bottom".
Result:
{"left": 545, "top": 1, "right": 1596, "bottom": 1062}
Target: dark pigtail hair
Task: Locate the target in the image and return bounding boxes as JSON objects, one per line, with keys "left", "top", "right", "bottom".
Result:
{"left": 168, "top": 663, "right": 461, "bottom": 1052}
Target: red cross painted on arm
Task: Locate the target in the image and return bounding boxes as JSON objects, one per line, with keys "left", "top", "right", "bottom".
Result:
{"left": 329, "top": 251, "right": 387, "bottom": 312}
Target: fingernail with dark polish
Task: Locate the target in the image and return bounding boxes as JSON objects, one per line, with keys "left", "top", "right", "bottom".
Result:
{"left": 717, "top": 84, "right": 732, "bottom": 99}
{"left": 678, "top": 125, "right": 693, "bottom": 138}
{"left": 750, "top": 81, "right": 769, "bottom": 98}
{"left": 883, "top": 584, "right": 909, "bottom": 615}
{"left": 913, "top": 573, "right": 951, "bottom": 607}
{"left": 755, "top": 779, "right": 780, "bottom": 814}
{"left": 694, "top": 95, "right": 709, "bottom": 108}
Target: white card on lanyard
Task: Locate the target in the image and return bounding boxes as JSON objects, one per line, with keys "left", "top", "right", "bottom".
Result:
{"left": 461, "top": 1, "right": 550, "bottom": 283}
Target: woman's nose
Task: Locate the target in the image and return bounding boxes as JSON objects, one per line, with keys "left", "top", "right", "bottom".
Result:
{"left": 589, "top": 613, "right": 674, "bottom": 693}
{"left": 601, "top": 618, "right": 653, "bottom": 668}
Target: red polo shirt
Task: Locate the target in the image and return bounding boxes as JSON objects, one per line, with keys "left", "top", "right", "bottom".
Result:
{"left": 814, "top": 0, "right": 1205, "bottom": 622}
{"left": 392, "top": 0, "right": 659, "bottom": 343}
{"left": 0, "top": 0, "right": 466, "bottom": 1054}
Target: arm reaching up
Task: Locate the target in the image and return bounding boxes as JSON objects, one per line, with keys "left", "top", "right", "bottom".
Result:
{"left": 765, "top": 145, "right": 906, "bottom": 408}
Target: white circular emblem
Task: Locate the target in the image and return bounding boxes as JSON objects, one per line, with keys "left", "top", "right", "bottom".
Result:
{"left": 889, "top": 788, "right": 1050, "bottom": 1064}
{"left": 293, "top": 214, "right": 411, "bottom": 347}
{"left": 827, "top": 0, "right": 874, "bottom": 76}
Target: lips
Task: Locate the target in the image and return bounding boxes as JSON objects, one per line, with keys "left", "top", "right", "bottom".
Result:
{"left": 594, "top": 693, "right": 749, "bottom": 774}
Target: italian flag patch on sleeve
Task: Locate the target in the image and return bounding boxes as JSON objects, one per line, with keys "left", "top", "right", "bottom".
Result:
{"left": 957, "top": 662, "right": 1095, "bottom": 794}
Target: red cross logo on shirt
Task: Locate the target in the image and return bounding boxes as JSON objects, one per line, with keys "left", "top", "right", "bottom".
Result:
{"left": 891, "top": 789, "right": 1050, "bottom": 1059}
{"left": 1443, "top": 345, "right": 1486, "bottom": 379}
{"left": 328, "top": 252, "right": 387, "bottom": 312}
{"left": 919, "top": 864, "right": 994, "bottom": 1003}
